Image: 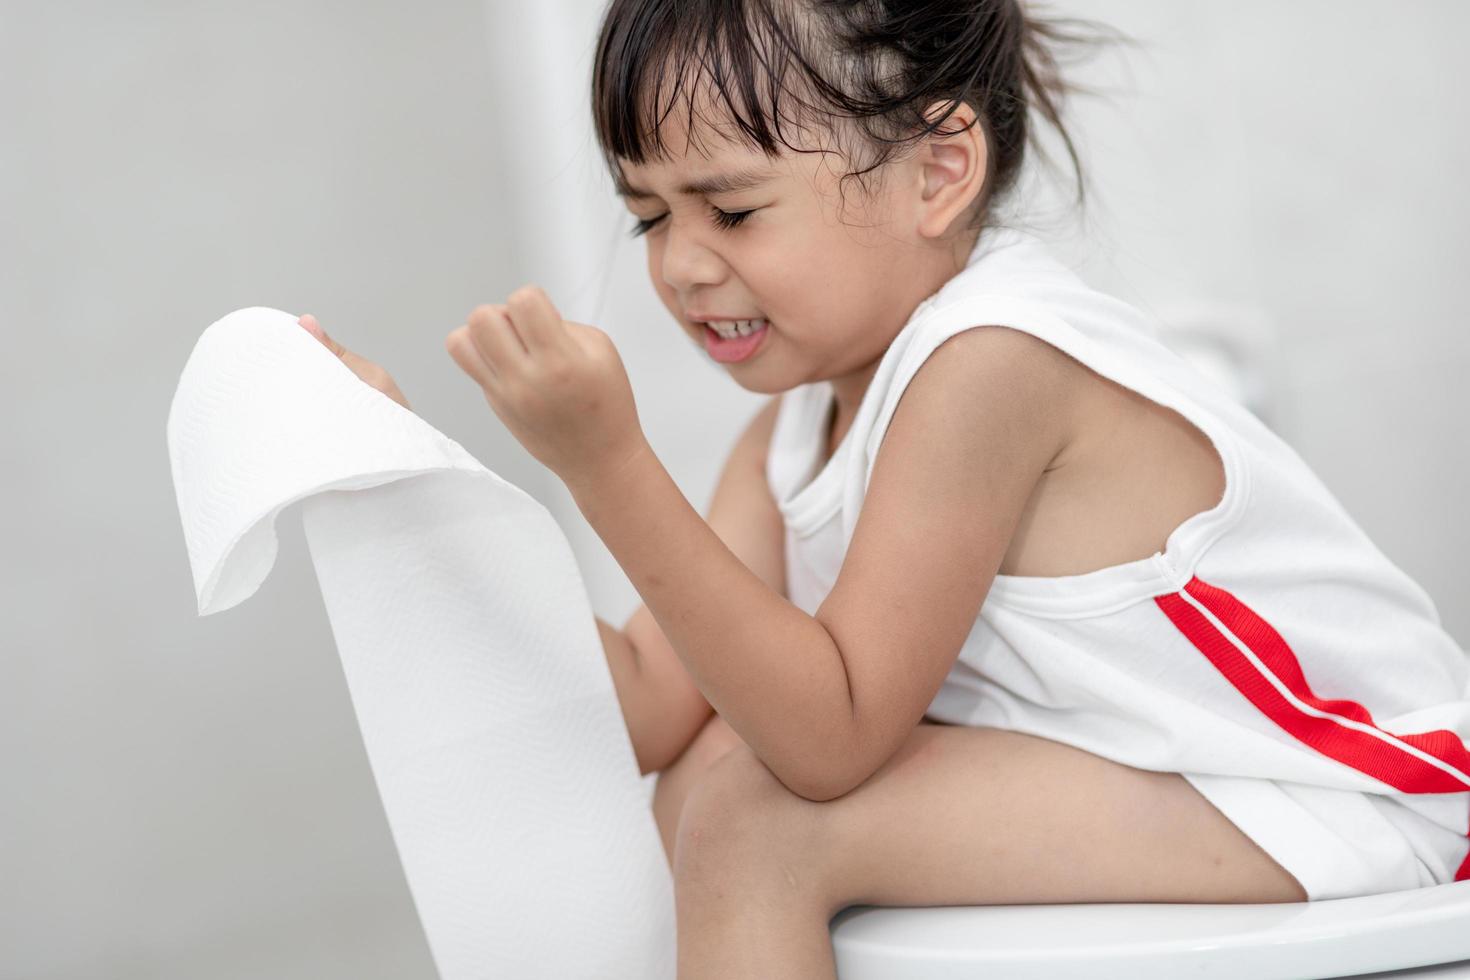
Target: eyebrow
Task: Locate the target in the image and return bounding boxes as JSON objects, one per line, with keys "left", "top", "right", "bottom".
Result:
{"left": 615, "top": 166, "right": 776, "bottom": 200}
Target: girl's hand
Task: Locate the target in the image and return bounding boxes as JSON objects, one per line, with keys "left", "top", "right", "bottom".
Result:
{"left": 297, "top": 314, "right": 413, "bottom": 412}
{"left": 444, "top": 284, "right": 648, "bottom": 490}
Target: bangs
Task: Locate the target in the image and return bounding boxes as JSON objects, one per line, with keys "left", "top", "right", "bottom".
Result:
{"left": 591, "top": 0, "right": 832, "bottom": 172}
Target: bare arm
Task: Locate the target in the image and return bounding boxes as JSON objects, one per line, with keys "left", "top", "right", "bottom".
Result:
{"left": 599, "top": 395, "right": 787, "bottom": 775}
{"left": 574, "top": 326, "right": 1075, "bottom": 801}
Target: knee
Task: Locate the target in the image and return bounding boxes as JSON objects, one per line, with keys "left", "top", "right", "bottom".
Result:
{"left": 671, "top": 742, "right": 826, "bottom": 878}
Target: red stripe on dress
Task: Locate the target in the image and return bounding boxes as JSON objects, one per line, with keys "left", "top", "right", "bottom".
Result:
{"left": 1154, "top": 575, "right": 1470, "bottom": 882}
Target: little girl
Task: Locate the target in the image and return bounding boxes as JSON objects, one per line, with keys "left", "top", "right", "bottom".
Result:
{"left": 305, "top": 0, "right": 1470, "bottom": 975}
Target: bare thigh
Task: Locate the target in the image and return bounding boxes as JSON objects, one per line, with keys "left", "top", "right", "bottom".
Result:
{"left": 678, "top": 720, "right": 1309, "bottom": 909}
{"left": 808, "top": 723, "right": 1308, "bottom": 906}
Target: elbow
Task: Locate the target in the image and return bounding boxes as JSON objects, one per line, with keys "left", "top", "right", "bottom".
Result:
{"left": 792, "top": 777, "right": 854, "bottom": 804}
{"left": 788, "top": 762, "right": 871, "bottom": 803}
{"left": 772, "top": 655, "right": 873, "bottom": 801}
{"left": 751, "top": 755, "right": 852, "bottom": 804}
{"left": 787, "top": 694, "right": 878, "bottom": 802}
{"left": 791, "top": 708, "right": 904, "bottom": 801}
{"left": 778, "top": 770, "right": 846, "bottom": 804}
{"left": 782, "top": 737, "right": 874, "bottom": 803}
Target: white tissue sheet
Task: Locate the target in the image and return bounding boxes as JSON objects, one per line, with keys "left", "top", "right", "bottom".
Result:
{"left": 167, "top": 307, "right": 676, "bottom": 980}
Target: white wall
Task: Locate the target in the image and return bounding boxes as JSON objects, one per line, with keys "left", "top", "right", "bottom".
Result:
{"left": 3, "top": 1, "right": 1465, "bottom": 977}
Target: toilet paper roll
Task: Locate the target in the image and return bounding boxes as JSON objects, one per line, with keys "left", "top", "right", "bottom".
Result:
{"left": 167, "top": 307, "right": 676, "bottom": 980}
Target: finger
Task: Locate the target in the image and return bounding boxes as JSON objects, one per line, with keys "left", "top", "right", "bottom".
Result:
{"left": 466, "top": 303, "right": 530, "bottom": 372}
{"left": 339, "top": 348, "right": 382, "bottom": 383}
{"left": 445, "top": 324, "right": 500, "bottom": 390}
{"left": 505, "top": 284, "right": 569, "bottom": 355}
{"left": 298, "top": 314, "right": 346, "bottom": 358}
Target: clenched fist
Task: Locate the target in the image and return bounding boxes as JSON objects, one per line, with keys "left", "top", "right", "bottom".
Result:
{"left": 298, "top": 313, "right": 412, "bottom": 412}
{"left": 444, "top": 285, "right": 648, "bottom": 491}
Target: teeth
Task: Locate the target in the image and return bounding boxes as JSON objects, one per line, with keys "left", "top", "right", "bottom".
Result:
{"left": 706, "top": 318, "right": 767, "bottom": 339}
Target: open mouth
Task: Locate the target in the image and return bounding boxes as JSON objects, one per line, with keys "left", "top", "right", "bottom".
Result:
{"left": 698, "top": 318, "right": 770, "bottom": 364}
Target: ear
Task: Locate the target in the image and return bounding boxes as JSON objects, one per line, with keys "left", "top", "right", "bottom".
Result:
{"left": 911, "top": 100, "right": 988, "bottom": 240}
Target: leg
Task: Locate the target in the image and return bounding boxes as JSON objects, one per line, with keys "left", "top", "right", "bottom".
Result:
{"left": 654, "top": 712, "right": 951, "bottom": 863}
{"left": 651, "top": 710, "right": 744, "bottom": 867}
{"left": 672, "top": 722, "right": 1307, "bottom": 980}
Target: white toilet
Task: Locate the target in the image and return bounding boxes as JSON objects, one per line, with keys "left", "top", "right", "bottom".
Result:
{"left": 829, "top": 879, "right": 1470, "bottom": 978}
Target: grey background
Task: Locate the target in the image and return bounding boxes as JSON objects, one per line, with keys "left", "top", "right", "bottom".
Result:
{"left": 3, "top": 1, "right": 1466, "bottom": 977}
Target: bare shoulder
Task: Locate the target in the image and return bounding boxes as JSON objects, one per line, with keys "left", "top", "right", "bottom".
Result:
{"left": 913, "top": 324, "right": 1085, "bottom": 451}
{"left": 865, "top": 322, "right": 1085, "bottom": 530}
{"left": 933, "top": 323, "right": 1085, "bottom": 396}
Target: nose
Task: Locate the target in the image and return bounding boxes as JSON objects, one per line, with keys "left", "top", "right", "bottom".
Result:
{"left": 659, "top": 217, "right": 726, "bottom": 293}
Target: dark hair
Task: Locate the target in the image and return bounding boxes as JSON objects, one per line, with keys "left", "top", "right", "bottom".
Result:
{"left": 591, "top": 0, "right": 1135, "bottom": 234}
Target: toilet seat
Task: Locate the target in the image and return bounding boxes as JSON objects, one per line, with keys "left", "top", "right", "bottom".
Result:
{"left": 829, "top": 879, "right": 1470, "bottom": 979}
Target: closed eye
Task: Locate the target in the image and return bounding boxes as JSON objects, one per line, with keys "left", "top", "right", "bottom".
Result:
{"left": 628, "top": 205, "right": 756, "bottom": 238}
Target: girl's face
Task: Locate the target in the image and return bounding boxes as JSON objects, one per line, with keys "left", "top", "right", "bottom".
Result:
{"left": 615, "top": 99, "right": 982, "bottom": 396}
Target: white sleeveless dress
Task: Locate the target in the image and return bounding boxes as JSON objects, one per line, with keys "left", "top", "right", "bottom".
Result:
{"left": 763, "top": 222, "right": 1470, "bottom": 901}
